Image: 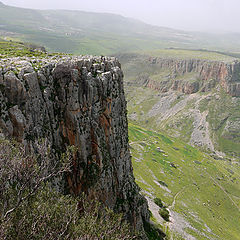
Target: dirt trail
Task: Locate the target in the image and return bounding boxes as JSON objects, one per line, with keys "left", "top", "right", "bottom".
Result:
{"left": 168, "top": 186, "right": 187, "bottom": 210}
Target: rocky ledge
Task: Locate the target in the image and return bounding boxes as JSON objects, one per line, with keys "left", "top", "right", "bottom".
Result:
{"left": 145, "top": 57, "right": 240, "bottom": 96}
{"left": 0, "top": 55, "right": 149, "bottom": 236}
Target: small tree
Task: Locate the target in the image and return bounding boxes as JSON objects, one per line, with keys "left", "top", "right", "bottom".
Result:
{"left": 159, "top": 208, "right": 170, "bottom": 222}
{"left": 0, "top": 138, "right": 72, "bottom": 221}
{"left": 153, "top": 198, "right": 163, "bottom": 208}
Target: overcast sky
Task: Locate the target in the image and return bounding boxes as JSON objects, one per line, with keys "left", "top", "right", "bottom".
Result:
{"left": 2, "top": 0, "right": 240, "bottom": 33}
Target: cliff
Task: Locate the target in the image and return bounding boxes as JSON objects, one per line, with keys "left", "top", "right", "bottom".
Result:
{"left": 137, "top": 57, "right": 240, "bottom": 96}
{"left": 0, "top": 56, "right": 149, "bottom": 236}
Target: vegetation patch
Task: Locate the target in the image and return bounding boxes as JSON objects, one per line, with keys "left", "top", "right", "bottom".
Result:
{"left": 154, "top": 198, "right": 164, "bottom": 208}
{"left": 129, "top": 123, "right": 240, "bottom": 240}
{"left": 0, "top": 138, "right": 135, "bottom": 239}
{"left": 159, "top": 207, "right": 170, "bottom": 222}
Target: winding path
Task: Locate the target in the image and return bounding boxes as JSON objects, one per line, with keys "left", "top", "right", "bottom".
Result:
{"left": 168, "top": 186, "right": 187, "bottom": 210}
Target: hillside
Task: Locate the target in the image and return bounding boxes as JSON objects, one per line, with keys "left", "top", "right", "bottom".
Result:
{"left": 118, "top": 50, "right": 240, "bottom": 160}
{"left": 129, "top": 123, "right": 240, "bottom": 240}
{"left": 120, "top": 49, "right": 240, "bottom": 238}
{"left": 1, "top": 2, "right": 240, "bottom": 54}
{"left": 0, "top": 38, "right": 48, "bottom": 57}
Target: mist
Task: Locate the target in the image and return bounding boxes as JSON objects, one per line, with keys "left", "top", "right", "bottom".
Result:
{"left": 2, "top": 0, "right": 240, "bottom": 33}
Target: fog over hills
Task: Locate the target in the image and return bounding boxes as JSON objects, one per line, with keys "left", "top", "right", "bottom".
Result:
{"left": 2, "top": 0, "right": 240, "bottom": 33}
{"left": 1, "top": 2, "right": 240, "bottom": 55}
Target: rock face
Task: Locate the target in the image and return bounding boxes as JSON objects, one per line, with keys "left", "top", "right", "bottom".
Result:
{"left": 0, "top": 56, "right": 149, "bottom": 236}
{"left": 145, "top": 57, "right": 240, "bottom": 96}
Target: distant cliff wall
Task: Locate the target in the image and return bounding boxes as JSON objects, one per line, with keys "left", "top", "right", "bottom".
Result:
{"left": 145, "top": 57, "right": 240, "bottom": 96}
{"left": 0, "top": 56, "right": 149, "bottom": 236}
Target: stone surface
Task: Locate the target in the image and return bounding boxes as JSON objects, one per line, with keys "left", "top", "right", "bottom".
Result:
{"left": 0, "top": 55, "right": 149, "bottom": 237}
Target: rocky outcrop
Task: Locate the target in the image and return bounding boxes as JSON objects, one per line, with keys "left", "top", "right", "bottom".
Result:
{"left": 146, "top": 57, "right": 240, "bottom": 96}
{"left": 0, "top": 56, "right": 149, "bottom": 236}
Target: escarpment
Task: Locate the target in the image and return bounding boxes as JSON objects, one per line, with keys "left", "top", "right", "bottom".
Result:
{"left": 148, "top": 58, "right": 240, "bottom": 96}
{"left": 0, "top": 56, "right": 149, "bottom": 236}
{"left": 126, "top": 56, "right": 240, "bottom": 96}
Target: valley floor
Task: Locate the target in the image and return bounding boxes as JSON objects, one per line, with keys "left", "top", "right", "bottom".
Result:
{"left": 128, "top": 123, "right": 240, "bottom": 240}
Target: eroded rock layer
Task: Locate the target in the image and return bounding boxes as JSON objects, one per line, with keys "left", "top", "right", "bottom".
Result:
{"left": 0, "top": 56, "right": 149, "bottom": 236}
{"left": 139, "top": 57, "right": 240, "bottom": 96}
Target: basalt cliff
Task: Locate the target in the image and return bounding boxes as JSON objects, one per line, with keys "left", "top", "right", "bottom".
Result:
{"left": 0, "top": 56, "right": 149, "bottom": 236}
{"left": 124, "top": 55, "right": 240, "bottom": 97}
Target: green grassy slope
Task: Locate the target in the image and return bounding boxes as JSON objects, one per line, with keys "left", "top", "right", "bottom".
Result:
{"left": 1, "top": 3, "right": 240, "bottom": 55}
{"left": 0, "top": 39, "right": 70, "bottom": 58}
{"left": 125, "top": 85, "right": 240, "bottom": 159}
{"left": 198, "top": 89, "right": 240, "bottom": 157}
{"left": 129, "top": 123, "right": 240, "bottom": 240}
{"left": 0, "top": 3, "right": 194, "bottom": 55}
{"left": 141, "top": 49, "right": 239, "bottom": 62}
{"left": 0, "top": 39, "right": 45, "bottom": 57}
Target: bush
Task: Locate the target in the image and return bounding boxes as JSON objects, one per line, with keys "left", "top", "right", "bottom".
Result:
{"left": 1, "top": 188, "right": 134, "bottom": 240}
{"left": 159, "top": 207, "right": 170, "bottom": 222}
{"left": 154, "top": 198, "right": 163, "bottom": 208}
{"left": 0, "top": 138, "right": 135, "bottom": 239}
{"left": 153, "top": 198, "right": 170, "bottom": 222}
{"left": 143, "top": 220, "right": 166, "bottom": 240}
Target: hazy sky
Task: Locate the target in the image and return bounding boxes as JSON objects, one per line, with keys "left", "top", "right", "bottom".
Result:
{"left": 2, "top": 0, "right": 240, "bottom": 33}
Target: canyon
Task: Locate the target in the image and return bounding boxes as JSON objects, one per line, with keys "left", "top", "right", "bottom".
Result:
{"left": 125, "top": 56, "right": 240, "bottom": 97}
{"left": 120, "top": 52, "right": 240, "bottom": 158}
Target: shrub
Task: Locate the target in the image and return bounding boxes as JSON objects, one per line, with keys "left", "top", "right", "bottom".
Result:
{"left": 1, "top": 188, "right": 134, "bottom": 240}
{"left": 154, "top": 198, "right": 163, "bottom": 208}
{"left": 159, "top": 207, "right": 170, "bottom": 222}
{"left": 0, "top": 138, "right": 134, "bottom": 239}
{"left": 143, "top": 220, "right": 166, "bottom": 240}
{"left": 158, "top": 180, "right": 168, "bottom": 187}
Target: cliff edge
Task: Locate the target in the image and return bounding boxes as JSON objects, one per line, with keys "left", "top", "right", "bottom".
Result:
{"left": 0, "top": 55, "right": 149, "bottom": 236}
{"left": 121, "top": 53, "right": 240, "bottom": 97}
{"left": 146, "top": 57, "right": 240, "bottom": 96}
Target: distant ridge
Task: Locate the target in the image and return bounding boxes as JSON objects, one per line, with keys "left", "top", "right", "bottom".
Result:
{"left": 1, "top": 2, "right": 240, "bottom": 54}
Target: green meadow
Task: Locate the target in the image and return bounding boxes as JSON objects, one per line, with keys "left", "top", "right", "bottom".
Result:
{"left": 129, "top": 123, "right": 240, "bottom": 240}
